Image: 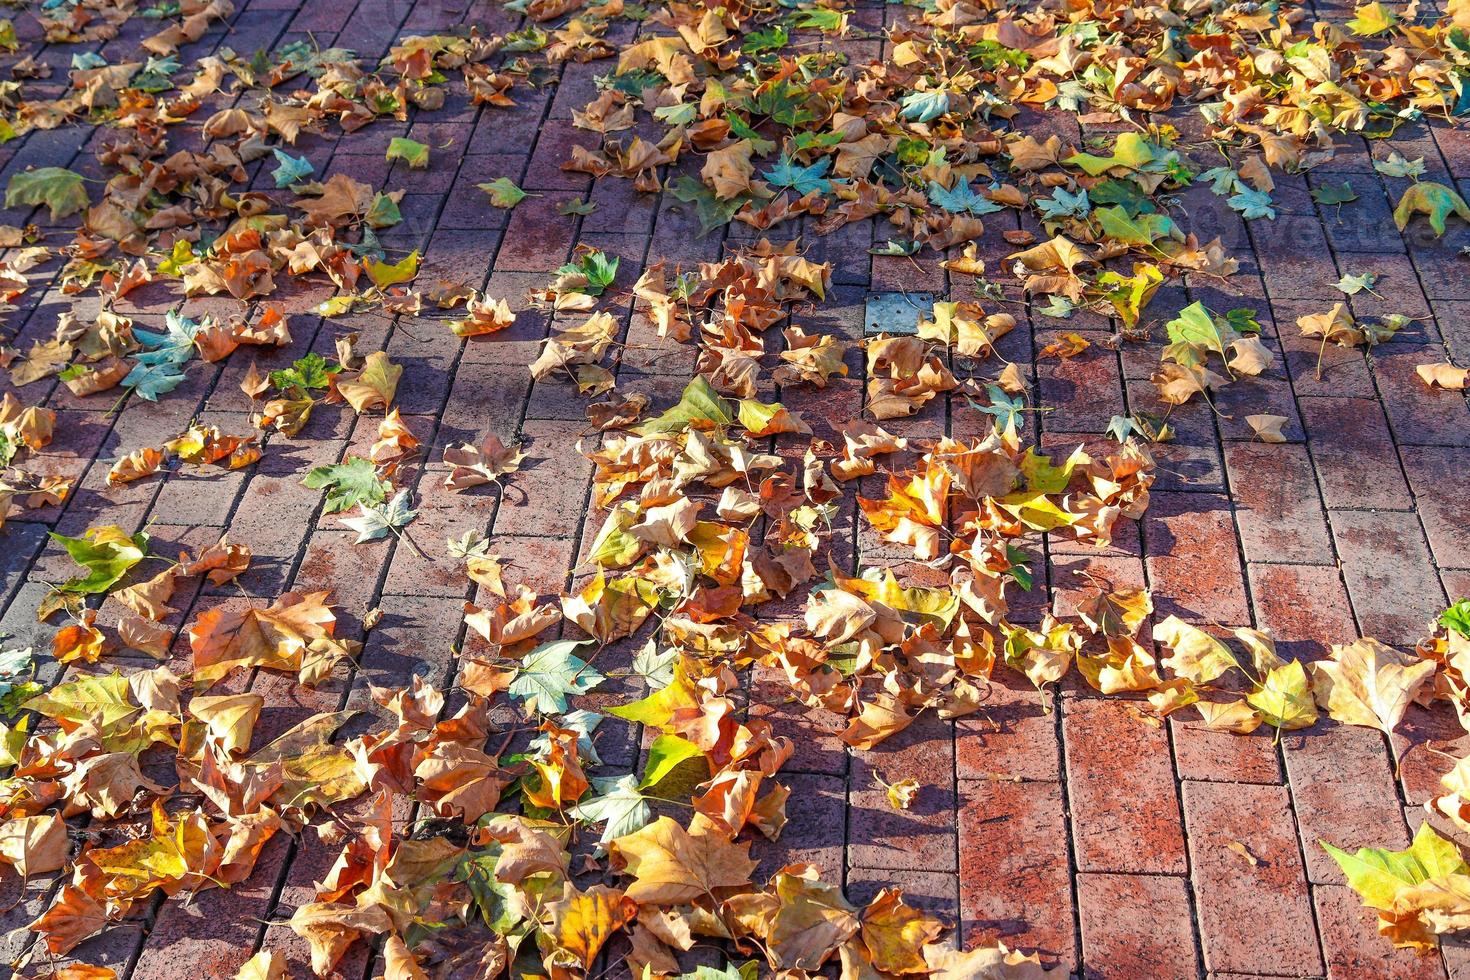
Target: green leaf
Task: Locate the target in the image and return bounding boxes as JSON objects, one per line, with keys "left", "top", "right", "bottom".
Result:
{"left": 1095, "top": 263, "right": 1163, "bottom": 328}
{"left": 606, "top": 658, "right": 700, "bottom": 726}
{"left": 926, "top": 180, "right": 1003, "bottom": 216}
{"left": 0, "top": 715, "right": 29, "bottom": 761}
{"left": 653, "top": 102, "right": 697, "bottom": 126}
{"left": 1089, "top": 177, "right": 1155, "bottom": 213}
{"left": 1225, "top": 308, "right": 1263, "bottom": 334}
{"left": 447, "top": 530, "right": 491, "bottom": 561}
{"left": 736, "top": 398, "right": 800, "bottom": 435}
{"left": 640, "top": 733, "right": 705, "bottom": 789}
{"left": 1064, "top": 132, "right": 1158, "bottom": 176}
{"left": 677, "top": 964, "right": 760, "bottom": 980}
{"left": 970, "top": 384, "right": 1027, "bottom": 430}
{"left": 635, "top": 376, "right": 735, "bottom": 434}
{"left": 302, "top": 456, "right": 388, "bottom": 514}
{"left": 763, "top": 154, "right": 833, "bottom": 195}
{"left": 1096, "top": 204, "right": 1179, "bottom": 245}
{"left": 1374, "top": 150, "right": 1426, "bottom": 179}
{"left": 133, "top": 311, "right": 200, "bottom": 368}
{"left": 1334, "top": 272, "right": 1378, "bottom": 296}
{"left": 157, "top": 239, "right": 196, "bottom": 277}
{"left": 668, "top": 175, "right": 743, "bottom": 236}
{"left": 340, "top": 488, "right": 417, "bottom": 543}
{"left": 456, "top": 852, "right": 526, "bottom": 932}
{"left": 271, "top": 149, "right": 314, "bottom": 188}
{"left": 1312, "top": 180, "right": 1358, "bottom": 205}
{"left": 23, "top": 670, "right": 139, "bottom": 733}
{"left": 1036, "top": 186, "right": 1091, "bottom": 220}
{"left": 48, "top": 526, "right": 148, "bottom": 595}
{"left": 740, "top": 23, "right": 788, "bottom": 55}
{"left": 1246, "top": 660, "right": 1317, "bottom": 732}
{"left": 586, "top": 504, "right": 643, "bottom": 568}
{"left": 558, "top": 198, "right": 597, "bottom": 216}
{"left": 365, "top": 250, "right": 420, "bottom": 289}
{"left": 630, "top": 642, "right": 677, "bottom": 690}
{"left": 1165, "top": 301, "right": 1237, "bottom": 359}
{"left": 1035, "top": 295, "right": 1076, "bottom": 318}
{"left": 1227, "top": 187, "right": 1276, "bottom": 220}
{"left": 509, "top": 639, "right": 603, "bottom": 715}
{"left": 0, "top": 646, "right": 33, "bottom": 705}
{"left": 270, "top": 352, "right": 339, "bottom": 393}
{"left": 723, "top": 112, "right": 777, "bottom": 156}
{"left": 386, "top": 136, "right": 430, "bottom": 169}
{"left": 364, "top": 192, "right": 402, "bottom": 228}
{"left": 1324, "top": 823, "right": 1468, "bottom": 912}
{"left": 569, "top": 773, "right": 652, "bottom": 848}
{"left": 478, "top": 177, "right": 527, "bottom": 209}
{"left": 899, "top": 89, "right": 950, "bottom": 122}
{"left": 1441, "top": 599, "right": 1470, "bottom": 640}
{"left": 555, "top": 248, "right": 619, "bottom": 296}
{"left": 5, "top": 167, "right": 89, "bottom": 221}
{"left": 1393, "top": 181, "right": 1470, "bottom": 237}
{"left": 790, "top": 8, "right": 846, "bottom": 31}
{"left": 1346, "top": 1, "right": 1398, "bottom": 35}
{"left": 1197, "top": 165, "right": 1241, "bottom": 195}
{"left": 1106, "top": 415, "right": 1138, "bottom": 443}
{"left": 869, "top": 238, "right": 921, "bottom": 257}
{"left": 503, "top": 25, "right": 549, "bottom": 51}
{"left": 123, "top": 362, "right": 187, "bottom": 401}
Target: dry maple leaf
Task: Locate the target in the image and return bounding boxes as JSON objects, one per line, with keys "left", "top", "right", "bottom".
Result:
{"left": 1245, "top": 414, "right": 1288, "bottom": 443}
{"left": 336, "top": 351, "right": 402, "bottom": 413}
{"left": 923, "top": 941, "right": 1049, "bottom": 979}
{"left": 607, "top": 815, "right": 756, "bottom": 905}
{"left": 451, "top": 292, "right": 516, "bottom": 336}
{"left": 107, "top": 447, "right": 165, "bottom": 486}
{"left": 370, "top": 409, "right": 420, "bottom": 474}
{"left": 117, "top": 613, "right": 171, "bottom": 658}
{"left": 1418, "top": 362, "right": 1469, "bottom": 390}
{"left": 1310, "top": 637, "right": 1437, "bottom": 737}
{"left": 733, "top": 864, "right": 859, "bottom": 971}
{"left": 443, "top": 433, "right": 526, "bottom": 491}
{"left": 414, "top": 741, "right": 513, "bottom": 822}
{"left": 0, "top": 813, "right": 69, "bottom": 877}
{"left": 53, "top": 608, "right": 108, "bottom": 664}
{"left": 542, "top": 883, "right": 638, "bottom": 971}
{"left": 860, "top": 887, "right": 947, "bottom": 974}
{"left": 188, "top": 590, "right": 346, "bottom": 690}
{"left": 181, "top": 535, "right": 252, "bottom": 585}
{"left": 702, "top": 139, "right": 755, "bottom": 199}
{"left": 233, "top": 950, "right": 288, "bottom": 980}
{"left": 112, "top": 566, "right": 180, "bottom": 620}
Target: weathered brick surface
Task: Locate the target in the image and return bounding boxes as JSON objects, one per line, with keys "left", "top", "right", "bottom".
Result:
{"left": 847, "top": 716, "right": 957, "bottom": 872}
{"left": 1224, "top": 442, "right": 1334, "bottom": 565}
{"left": 1182, "top": 781, "right": 1324, "bottom": 977}
{"left": 1076, "top": 873, "right": 1200, "bottom": 979}
{"left": 1247, "top": 562, "right": 1360, "bottom": 663}
{"left": 1300, "top": 395, "right": 1414, "bottom": 510}
{"left": 1315, "top": 883, "right": 1448, "bottom": 980}
{"left": 1283, "top": 724, "right": 1410, "bottom": 884}
{"left": 1400, "top": 446, "right": 1470, "bottom": 569}
{"left": 1063, "top": 698, "right": 1187, "bottom": 874}
{"left": 1142, "top": 492, "right": 1250, "bottom": 625}
{"left": 958, "top": 779, "right": 1076, "bottom": 970}
{"left": 1331, "top": 509, "right": 1447, "bottom": 647}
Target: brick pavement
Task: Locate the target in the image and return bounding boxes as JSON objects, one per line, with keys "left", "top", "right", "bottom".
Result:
{"left": 0, "top": 0, "right": 1467, "bottom": 978}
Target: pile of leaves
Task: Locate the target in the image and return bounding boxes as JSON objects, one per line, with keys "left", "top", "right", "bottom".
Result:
{"left": 0, "top": 0, "right": 1468, "bottom": 975}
